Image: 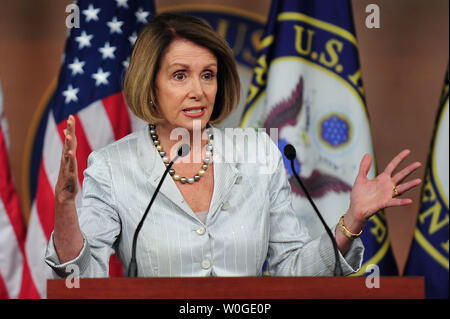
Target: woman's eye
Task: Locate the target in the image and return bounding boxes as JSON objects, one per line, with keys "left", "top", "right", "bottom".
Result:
{"left": 202, "top": 72, "right": 215, "bottom": 80}
{"left": 173, "top": 73, "right": 185, "bottom": 81}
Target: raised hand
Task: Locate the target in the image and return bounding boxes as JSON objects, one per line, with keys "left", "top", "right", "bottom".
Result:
{"left": 55, "top": 115, "right": 79, "bottom": 203}
{"left": 348, "top": 149, "right": 422, "bottom": 225}
{"left": 53, "top": 115, "right": 83, "bottom": 263}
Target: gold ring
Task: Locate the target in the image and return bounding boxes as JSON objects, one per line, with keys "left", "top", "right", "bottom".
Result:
{"left": 393, "top": 186, "right": 400, "bottom": 197}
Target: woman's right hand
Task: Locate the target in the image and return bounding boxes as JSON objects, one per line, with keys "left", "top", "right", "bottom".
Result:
{"left": 53, "top": 115, "right": 84, "bottom": 263}
{"left": 55, "top": 115, "right": 79, "bottom": 203}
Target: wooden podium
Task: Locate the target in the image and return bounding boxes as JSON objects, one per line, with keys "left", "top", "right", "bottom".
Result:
{"left": 47, "top": 277, "right": 424, "bottom": 299}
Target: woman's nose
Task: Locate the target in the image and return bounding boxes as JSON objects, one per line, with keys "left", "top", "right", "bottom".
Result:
{"left": 188, "top": 78, "right": 203, "bottom": 100}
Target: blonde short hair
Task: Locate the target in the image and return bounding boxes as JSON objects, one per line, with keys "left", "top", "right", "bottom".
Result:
{"left": 123, "top": 13, "right": 241, "bottom": 125}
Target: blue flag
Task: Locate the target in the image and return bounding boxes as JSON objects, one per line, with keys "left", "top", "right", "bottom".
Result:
{"left": 241, "top": 0, "right": 398, "bottom": 275}
{"left": 404, "top": 66, "right": 449, "bottom": 298}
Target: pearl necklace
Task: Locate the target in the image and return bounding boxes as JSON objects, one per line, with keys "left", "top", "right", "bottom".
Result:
{"left": 149, "top": 124, "right": 213, "bottom": 184}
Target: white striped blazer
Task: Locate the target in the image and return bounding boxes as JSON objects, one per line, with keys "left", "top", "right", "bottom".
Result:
{"left": 45, "top": 125, "right": 364, "bottom": 277}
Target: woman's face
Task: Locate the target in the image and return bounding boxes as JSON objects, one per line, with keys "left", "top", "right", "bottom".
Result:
{"left": 154, "top": 38, "right": 218, "bottom": 132}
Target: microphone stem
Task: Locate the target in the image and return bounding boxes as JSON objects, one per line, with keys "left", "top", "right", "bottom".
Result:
{"left": 128, "top": 160, "right": 175, "bottom": 277}
{"left": 289, "top": 160, "right": 342, "bottom": 276}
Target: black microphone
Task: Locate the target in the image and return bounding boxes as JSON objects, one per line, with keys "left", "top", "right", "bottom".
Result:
{"left": 283, "top": 144, "right": 343, "bottom": 276}
{"left": 128, "top": 143, "right": 191, "bottom": 277}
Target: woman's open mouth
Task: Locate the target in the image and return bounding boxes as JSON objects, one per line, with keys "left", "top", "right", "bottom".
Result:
{"left": 182, "top": 107, "right": 206, "bottom": 118}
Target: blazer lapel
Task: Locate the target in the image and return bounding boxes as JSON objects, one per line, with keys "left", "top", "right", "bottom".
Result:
{"left": 136, "top": 126, "right": 194, "bottom": 216}
{"left": 208, "top": 125, "right": 240, "bottom": 216}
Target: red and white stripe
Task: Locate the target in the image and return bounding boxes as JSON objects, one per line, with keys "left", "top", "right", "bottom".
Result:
{"left": 0, "top": 155, "right": 24, "bottom": 298}
{"left": 0, "top": 94, "right": 39, "bottom": 298}
{"left": 25, "top": 92, "right": 144, "bottom": 297}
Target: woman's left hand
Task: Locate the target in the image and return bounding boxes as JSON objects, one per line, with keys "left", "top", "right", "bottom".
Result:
{"left": 345, "top": 149, "right": 422, "bottom": 229}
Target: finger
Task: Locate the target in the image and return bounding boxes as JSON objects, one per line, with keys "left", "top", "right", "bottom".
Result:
{"left": 384, "top": 149, "right": 411, "bottom": 176}
{"left": 65, "top": 133, "right": 73, "bottom": 151}
{"left": 61, "top": 134, "right": 78, "bottom": 175}
{"left": 62, "top": 130, "right": 69, "bottom": 156}
{"left": 392, "top": 161, "right": 422, "bottom": 185}
{"left": 357, "top": 154, "right": 372, "bottom": 179}
{"left": 62, "top": 136, "right": 72, "bottom": 165}
{"left": 386, "top": 197, "right": 413, "bottom": 208}
{"left": 66, "top": 150, "right": 77, "bottom": 173}
{"left": 65, "top": 122, "right": 77, "bottom": 153}
{"left": 64, "top": 116, "right": 76, "bottom": 148}
{"left": 66, "top": 115, "right": 76, "bottom": 135}
{"left": 65, "top": 132, "right": 78, "bottom": 163}
{"left": 61, "top": 131, "right": 73, "bottom": 168}
{"left": 396, "top": 178, "right": 422, "bottom": 195}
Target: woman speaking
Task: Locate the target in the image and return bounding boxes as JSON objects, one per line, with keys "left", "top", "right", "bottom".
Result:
{"left": 45, "top": 13, "right": 422, "bottom": 278}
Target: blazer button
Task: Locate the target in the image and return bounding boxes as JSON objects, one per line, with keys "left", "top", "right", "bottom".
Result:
{"left": 201, "top": 259, "right": 211, "bottom": 270}
{"left": 196, "top": 226, "right": 206, "bottom": 235}
{"left": 221, "top": 201, "right": 230, "bottom": 211}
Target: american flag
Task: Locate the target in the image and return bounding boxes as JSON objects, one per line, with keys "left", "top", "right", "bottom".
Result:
{"left": 1, "top": 79, "right": 38, "bottom": 298}
{"left": 25, "top": 0, "right": 155, "bottom": 298}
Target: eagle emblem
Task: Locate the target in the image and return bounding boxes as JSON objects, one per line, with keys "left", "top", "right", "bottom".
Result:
{"left": 263, "top": 76, "right": 352, "bottom": 198}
